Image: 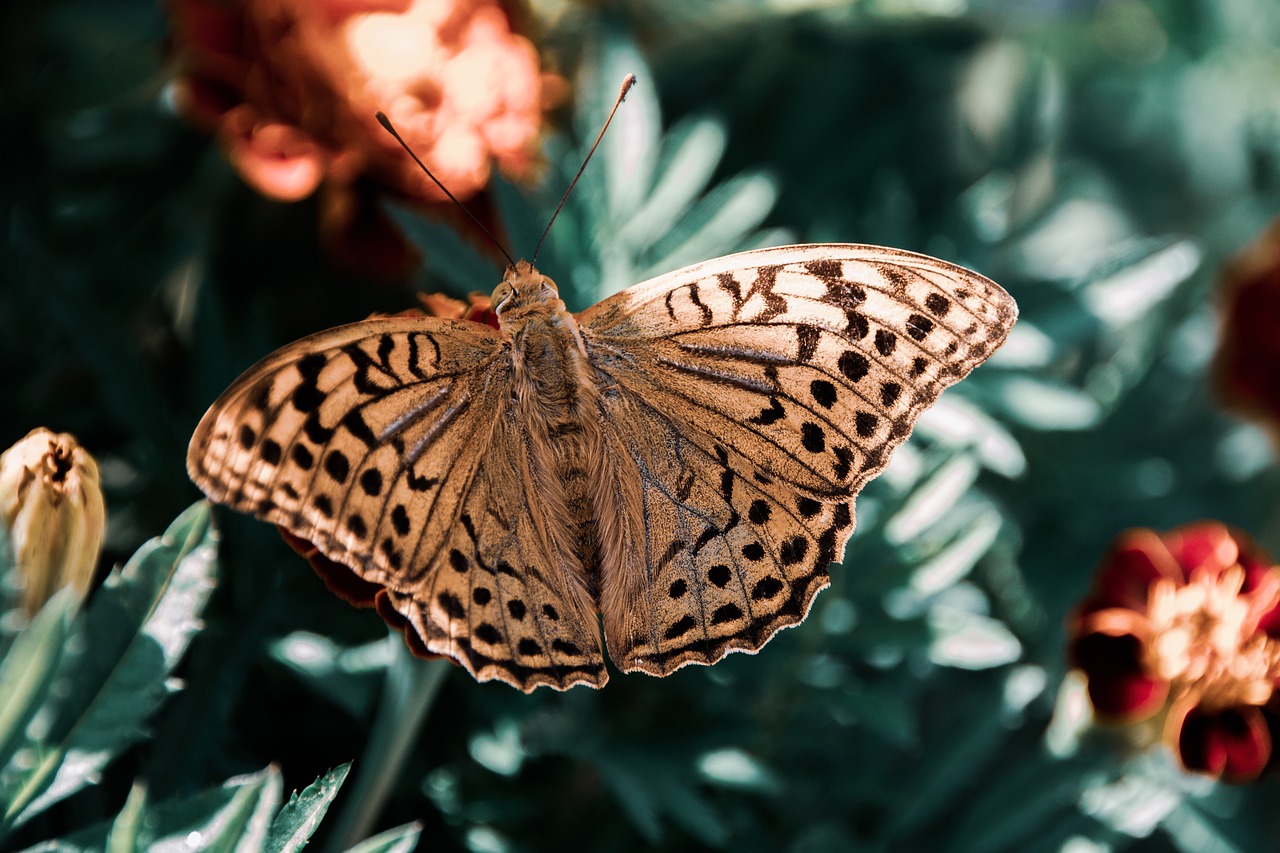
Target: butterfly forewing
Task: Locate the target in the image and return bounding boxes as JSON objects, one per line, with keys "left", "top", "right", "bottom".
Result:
{"left": 579, "top": 244, "right": 1016, "bottom": 674}
{"left": 189, "top": 317, "right": 608, "bottom": 691}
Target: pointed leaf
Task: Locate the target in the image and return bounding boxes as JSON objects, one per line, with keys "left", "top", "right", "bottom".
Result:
{"left": 6, "top": 503, "right": 218, "bottom": 826}
{"left": 621, "top": 117, "right": 727, "bottom": 251}
{"left": 640, "top": 171, "right": 778, "bottom": 279}
{"left": 201, "top": 767, "right": 282, "bottom": 853}
{"left": 384, "top": 204, "right": 501, "bottom": 295}
{"left": 343, "top": 823, "right": 423, "bottom": 853}
{"left": 0, "top": 588, "right": 76, "bottom": 789}
{"left": 105, "top": 782, "right": 148, "bottom": 853}
{"left": 587, "top": 36, "right": 660, "bottom": 221}
{"left": 265, "top": 763, "right": 352, "bottom": 853}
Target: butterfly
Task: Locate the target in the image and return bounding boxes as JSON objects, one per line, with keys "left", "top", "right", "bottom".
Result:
{"left": 188, "top": 244, "right": 1017, "bottom": 691}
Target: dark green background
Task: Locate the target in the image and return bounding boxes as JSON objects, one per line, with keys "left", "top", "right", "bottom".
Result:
{"left": 3, "top": 0, "right": 1280, "bottom": 850}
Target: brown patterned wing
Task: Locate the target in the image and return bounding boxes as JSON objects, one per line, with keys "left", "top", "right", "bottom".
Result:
{"left": 187, "top": 317, "right": 606, "bottom": 691}
{"left": 578, "top": 244, "right": 1017, "bottom": 676}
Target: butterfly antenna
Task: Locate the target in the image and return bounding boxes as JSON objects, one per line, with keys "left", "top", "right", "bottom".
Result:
{"left": 531, "top": 74, "right": 637, "bottom": 265}
{"left": 375, "top": 111, "right": 516, "bottom": 269}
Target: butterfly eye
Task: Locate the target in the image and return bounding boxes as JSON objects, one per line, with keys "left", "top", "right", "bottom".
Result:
{"left": 491, "top": 282, "right": 514, "bottom": 311}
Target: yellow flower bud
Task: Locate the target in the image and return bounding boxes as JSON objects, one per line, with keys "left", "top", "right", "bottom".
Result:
{"left": 0, "top": 428, "right": 106, "bottom": 617}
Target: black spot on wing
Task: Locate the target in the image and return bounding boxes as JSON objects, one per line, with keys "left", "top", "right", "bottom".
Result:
{"left": 291, "top": 444, "right": 314, "bottom": 469}
{"left": 750, "top": 397, "right": 786, "bottom": 425}
{"left": 796, "top": 325, "right": 821, "bottom": 362}
{"left": 324, "top": 450, "right": 349, "bottom": 483}
{"left": 839, "top": 351, "right": 869, "bottom": 382}
{"left": 810, "top": 379, "right": 837, "bottom": 408}
{"left": 801, "top": 423, "right": 826, "bottom": 454}
{"left": 437, "top": 591, "right": 466, "bottom": 619}
{"left": 711, "top": 603, "right": 743, "bottom": 625}
{"left": 260, "top": 439, "right": 282, "bottom": 466}
{"left": 906, "top": 313, "right": 934, "bottom": 340}
{"left": 303, "top": 414, "right": 333, "bottom": 444}
{"left": 360, "top": 468, "right": 382, "bottom": 495}
{"left": 752, "top": 576, "right": 784, "bottom": 600}
{"left": 665, "top": 615, "right": 697, "bottom": 640}
{"left": 805, "top": 259, "right": 843, "bottom": 281}
{"left": 748, "top": 265, "right": 787, "bottom": 322}
{"left": 341, "top": 409, "right": 377, "bottom": 448}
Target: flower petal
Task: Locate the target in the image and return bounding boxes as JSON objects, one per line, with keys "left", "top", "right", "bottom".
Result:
{"left": 1173, "top": 702, "right": 1272, "bottom": 782}
{"left": 1088, "top": 528, "right": 1183, "bottom": 612}
{"left": 221, "top": 108, "right": 325, "bottom": 202}
{"left": 1072, "top": 631, "right": 1168, "bottom": 720}
{"left": 1232, "top": 528, "right": 1279, "bottom": 595}
{"left": 1165, "top": 521, "right": 1239, "bottom": 580}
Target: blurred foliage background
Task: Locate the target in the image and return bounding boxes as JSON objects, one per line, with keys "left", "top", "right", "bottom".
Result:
{"left": 3, "top": 0, "right": 1280, "bottom": 850}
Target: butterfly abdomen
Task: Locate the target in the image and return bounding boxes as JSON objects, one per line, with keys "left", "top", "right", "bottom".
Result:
{"left": 502, "top": 299, "right": 608, "bottom": 603}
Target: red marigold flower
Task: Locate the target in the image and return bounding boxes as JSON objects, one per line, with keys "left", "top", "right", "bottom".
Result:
{"left": 168, "top": 0, "right": 549, "bottom": 206}
{"left": 1215, "top": 218, "right": 1280, "bottom": 433}
{"left": 1069, "top": 522, "right": 1280, "bottom": 782}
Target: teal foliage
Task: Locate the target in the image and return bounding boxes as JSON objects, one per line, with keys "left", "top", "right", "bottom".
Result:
{"left": 3, "top": 1, "right": 1280, "bottom": 851}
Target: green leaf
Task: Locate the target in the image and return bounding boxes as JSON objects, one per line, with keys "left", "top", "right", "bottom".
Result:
{"left": 621, "top": 116, "right": 728, "bottom": 253}
{"left": 200, "top": 767, "right": 282, "bottom": 853}
{"left": 268, "top": 632, "right": 388, "bottom": 720}
{"left": 343, "top": 823, "right": 423, "bottom": 853}
{"left": 384, "top": 204, "right": 501, "bottom": 296}
{"left": 637, "top": 171, "right": 779, "bottom": 281}
{"left": 24, "top": 769, "right": 273, "bottom": 852}
{"left": 3, "top": 502, "right": 218, "bottom": 828}
{"left": 586, "top": 35, "right": 661, "bottom": 222}
{"left": 0, "top": 588, "right": 77, "bottom": 785}
{"left": 104, "top": 782, "right": 148, "bottom": 853}
{"left": 830, "top": 684, "right": 918, "bottom": 748}
{"left": 265, "top": 763, "right": 352, "bottom": 853}
{"left": 0, "top": 521, "right": 18, "bottom": 657}
{"left": 594, "top": 749, "right": 728, "bottom": 848}
{"left": 1162, "top": 802, "right": 1248, "bottom": 853}
{"left": 595, "top": 756, "right": 662, "bottom": 843}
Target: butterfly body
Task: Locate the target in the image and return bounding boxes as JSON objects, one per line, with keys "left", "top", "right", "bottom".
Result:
{"left": 189, "top": 244, "right": 1017, "bottom": 691}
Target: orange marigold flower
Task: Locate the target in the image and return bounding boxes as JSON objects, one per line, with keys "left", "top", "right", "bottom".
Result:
{"left": 168, "top": 0, "right": 548, "bottom": 205}
{"left": 415, "top": 291, "right": 498, "bottom": 328}
{"left": 274, "top": 289, "right": 496, "bottom": 661}
{"left": 1215, "top": 218, "right": 1280, "bottom": 435}
{"left": 1069, "top": 522, "right": 1280, "bottom": 782}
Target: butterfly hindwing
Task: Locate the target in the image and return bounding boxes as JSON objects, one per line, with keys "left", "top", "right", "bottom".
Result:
{"left": 380, "top": 410, "right": 608, "bottom": 691}
{"left": 579, "top": 244, "right": 1017, "bottom": 673}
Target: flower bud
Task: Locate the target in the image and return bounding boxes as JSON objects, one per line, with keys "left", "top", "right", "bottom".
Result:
{"left": 0, "top": 428, "right": 106, "bottom": 616}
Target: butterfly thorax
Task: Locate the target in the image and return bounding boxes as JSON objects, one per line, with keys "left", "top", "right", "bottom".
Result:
{"left": 495, "top": 263, "right": 595, "bottom": 431}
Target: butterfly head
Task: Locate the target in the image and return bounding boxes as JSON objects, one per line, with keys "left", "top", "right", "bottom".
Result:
{"left": 492, "top": 260, "right": 561, "bottom": 319}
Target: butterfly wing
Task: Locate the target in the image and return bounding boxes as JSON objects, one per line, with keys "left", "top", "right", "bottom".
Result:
{"left": 578, "top": 244, "right": 1017, "bottom": 676}
{"left": 188, "top": 318, "right": 607, "bottom": 691}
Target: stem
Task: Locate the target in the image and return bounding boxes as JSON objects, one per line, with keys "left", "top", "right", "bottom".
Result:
{"left": 324, "top": 633, "right": 451, "bottom": 852}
